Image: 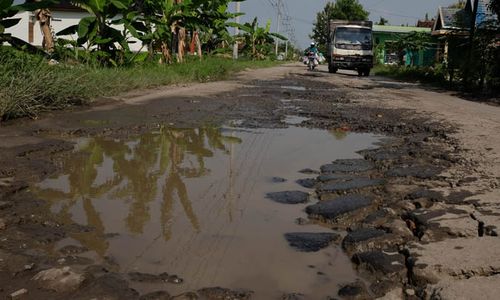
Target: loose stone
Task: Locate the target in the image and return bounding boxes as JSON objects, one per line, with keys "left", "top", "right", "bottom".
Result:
{"left": 305, "top": 195, "right": 373, "bottom": 220}
{"left": 9, "top": 288, "right": 28, "bottom": 300}
{"left": 266, "top": 191, "right": 309, "bottom": 204}
{"left": 284, "top": 232, "right": 340, "bottom": 252}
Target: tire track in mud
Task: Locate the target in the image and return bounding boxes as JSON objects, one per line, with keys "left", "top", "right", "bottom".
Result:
{"left": 186, "top": 130, "right": 270, "bottom": 290}
{"left": 161, "top": 129, "right": 271, "bottom": 291}
{"left": 209, "top": 130, "right": 276, "bottom": 286}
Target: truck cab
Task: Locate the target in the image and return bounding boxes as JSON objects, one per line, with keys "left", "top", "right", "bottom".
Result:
{"left": 328, "top": 20, "right": 374, "bottom": 76}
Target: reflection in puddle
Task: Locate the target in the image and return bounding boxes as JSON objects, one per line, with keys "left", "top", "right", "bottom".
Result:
{"left": 281, "top": 85, "right": 307, "bottom": 91}
{"left": 34, "top": 126, "right": 380, "bottom": 298}
{"left": 281, "top": 99, "right": 309, "bottom": 103}
{"left": 284, "top": 115, "right": 311, "bottom": 125}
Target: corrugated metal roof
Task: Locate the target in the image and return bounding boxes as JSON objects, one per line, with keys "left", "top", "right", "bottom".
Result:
{"left": 373, "top": 25, "right": 431, "bottom": 33}
{"left": 466, "top": 0, "right": 498, "bottom": 26}
{"left": 475, "top": 0, "right": 497, "bottom": 26}
{"left": 434, "top": 6, "right": 471, "bottom": 30}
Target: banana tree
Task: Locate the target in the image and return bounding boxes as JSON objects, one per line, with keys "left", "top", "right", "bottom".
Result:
{"left": 34, "top": 0, "right": 54, "bottom": 52}
{"left": 57, "top": 0, "right": 134, "bottom": 65}
{"left": 190, "top": 0, "right": 246, "bottom": 55}
{"left": 0, "top": 0, "right": 19, "bottom": 37}
{"left": 240, "top": 17, "right": 286, "bottom": 59}
{"left": 128, "top": 0, "right": 203, "bottom": 64}
{"left": 0, "top": 0, "right": 52, "bottom": 54}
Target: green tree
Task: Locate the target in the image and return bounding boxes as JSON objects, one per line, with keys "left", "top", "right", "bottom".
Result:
{"left": 377, "top": 17, "right": 388, "bottom": 25}
{"left": 56, "top": 0, "right": 135, "bottom": 65}
{"left": 1, "top": 0, "right": 52, "bottom": 54}
{"left": 388, "top": 31, "right": 431, "bottom": 66}
{"left": 240, "top": 17, "right": 286, "bottom": 59}
{"left": 448, "top": 1, "right": 466, "bottom": 9}
{"left": 187, "top": 0, "right": 246, "bottom": 55}
{"left": 490, "top": 0, "right": 500, "bottom": 18}
{"left": 310, "top": 0, "right": 369, "bottom": 51}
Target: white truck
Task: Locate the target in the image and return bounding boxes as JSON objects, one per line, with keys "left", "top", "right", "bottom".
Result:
{"left": 328, "top": 20, "right": 374, "bottom": 76}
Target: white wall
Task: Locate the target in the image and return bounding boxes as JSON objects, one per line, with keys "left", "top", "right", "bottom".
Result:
{"left": 4, "top": 11, "right": 29, "bottom": 42}
{"left": 35, "top": 11, "right": 87, "bottom": 47}
{"left": 5, "top": 9, "right": 143, "bottom": 52}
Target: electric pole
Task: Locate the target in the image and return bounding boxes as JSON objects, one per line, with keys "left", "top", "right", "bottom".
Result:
{"left": 285, "top": 40, "right": 288, "bottom": 59}
{"left": 275, "top": 0, "right": 282, "bottom": 56}
{"left": 233, "top": 1, "right": 241, "bottom": 60}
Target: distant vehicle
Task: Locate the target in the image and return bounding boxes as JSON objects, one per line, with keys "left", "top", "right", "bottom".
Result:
{"left": 307, "top": 51, "right": 318, "bottom": 71}
{"left": 327, "top": 20, "right": 374, "bottom": 76}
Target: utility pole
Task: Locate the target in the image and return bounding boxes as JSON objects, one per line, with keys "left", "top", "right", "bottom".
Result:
{"left": 285, "top": 40, "right": 288, "bottom": 59}
{"left": 464, "top": 0, "right": 479, "bottom": 89}
{"left": 275, "top": 0, "right": 282, "bottom": 56}
{"left": 233, "top": 1, "right": 241, "bottom": 60}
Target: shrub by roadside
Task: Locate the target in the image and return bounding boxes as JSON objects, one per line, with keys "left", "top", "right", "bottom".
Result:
{"left": 0, "top": 48, "right": 280, "bottom": 121}
{"left": 373, "top": 64, "right": 448, "bottom": 86}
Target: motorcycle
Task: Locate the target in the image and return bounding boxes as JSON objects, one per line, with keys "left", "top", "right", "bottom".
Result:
{"left": 307, "top": 51, "right": 318, "bottom": 71}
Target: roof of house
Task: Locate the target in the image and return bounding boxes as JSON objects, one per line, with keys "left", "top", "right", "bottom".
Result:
{"left": 433, "top": 6, "right": 471, "bottom": 31}
{"left": 432, "top": 0, "right": 497, "bottom": 34}
{"left": 474, "top": 0, "right": 497, "bottom": 26}
{"left": 417, "top": 20, "right": 436, "bottom": 28}
{"left": 373, "top": 25, "right": 431, "bottom": 34}
{"left": 464, "top": 0, "right": 498, "bottom": 27}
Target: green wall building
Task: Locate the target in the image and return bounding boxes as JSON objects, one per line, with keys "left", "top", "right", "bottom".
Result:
{"left": 373, "top": 25, "right": 436, "bottom": 66}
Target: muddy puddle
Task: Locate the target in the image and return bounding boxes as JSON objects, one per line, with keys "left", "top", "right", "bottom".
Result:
{"left": 32, "top": 125, "right": 381, "bottom": 298}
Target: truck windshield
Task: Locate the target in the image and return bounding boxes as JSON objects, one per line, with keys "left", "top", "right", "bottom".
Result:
{"left": 334, "top": 28, "right": 372, "bottom": 50}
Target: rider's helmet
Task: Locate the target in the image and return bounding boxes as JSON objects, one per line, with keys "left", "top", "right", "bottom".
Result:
{"left": 310, "top": 42, "right": 315, "bottom": 47}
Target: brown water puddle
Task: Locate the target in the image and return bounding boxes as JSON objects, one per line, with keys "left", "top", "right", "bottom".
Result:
{"left": 32, "top": 125, "right": 381, "bottom": 298}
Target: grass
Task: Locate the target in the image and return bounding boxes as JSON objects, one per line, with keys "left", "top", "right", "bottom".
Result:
{"left": 372, "top": 64, "right": 448, "bottom": 86}
{"left": 0, "top": 48, "right": 281, "bottom": 121}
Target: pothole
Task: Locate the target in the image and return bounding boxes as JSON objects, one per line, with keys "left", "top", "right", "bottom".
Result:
{"left": 33, "top": 125, "right": 381, "bottom": 298}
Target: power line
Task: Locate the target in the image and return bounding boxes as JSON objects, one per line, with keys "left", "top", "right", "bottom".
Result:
{"left": 368, "top": 8, "right": 422, "bottom": 20}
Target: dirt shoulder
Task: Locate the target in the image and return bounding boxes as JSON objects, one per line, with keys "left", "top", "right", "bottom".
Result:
{"left": 0, "top": 63, "right": 499, "bottom": 299}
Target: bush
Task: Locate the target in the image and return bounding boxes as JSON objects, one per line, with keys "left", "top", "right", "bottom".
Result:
{"left": 0, "top": 47, "right": 88, "bottom": 120}
{"left": 373, "top": 64, "right": 448, "bottom": 86}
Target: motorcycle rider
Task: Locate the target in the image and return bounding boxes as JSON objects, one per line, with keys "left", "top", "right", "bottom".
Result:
{"left": 304, "top": 42, "right": 319, "bottom": 66}
{"left": 307, "top": 42, "right": 318, "bottom": 55}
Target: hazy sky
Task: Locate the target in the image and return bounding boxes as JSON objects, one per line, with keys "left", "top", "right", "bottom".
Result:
{"left": 236, "top": 0, "right": 460, "bottom": 48}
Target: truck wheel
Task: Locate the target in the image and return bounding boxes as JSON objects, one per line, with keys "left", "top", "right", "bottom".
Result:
{"left": 328, "top": 65, "right": 337, "bottom": 74}
{"left": 363, "top": 69, "right": 370, "bottom": 76}
{"left": 357, "top": 69, "right": 363, "bottom": 76}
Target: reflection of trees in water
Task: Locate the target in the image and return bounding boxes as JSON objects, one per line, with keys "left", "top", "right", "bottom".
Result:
{"left": 329, "top": 128, "right": 348, "bottom": 140}
{"left": 34, "top": 126, "right": 241, "bottom": 255}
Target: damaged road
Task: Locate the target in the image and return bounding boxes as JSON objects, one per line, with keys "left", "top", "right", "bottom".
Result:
{"left": 0, "top": 64, "right": 499, "bottom": 299}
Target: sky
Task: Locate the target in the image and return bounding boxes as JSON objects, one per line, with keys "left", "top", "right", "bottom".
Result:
{"left": 236, "top": 0, "right": 460, "bottom": 48}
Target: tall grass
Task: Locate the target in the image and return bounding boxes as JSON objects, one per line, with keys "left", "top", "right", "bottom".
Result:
{"left": 0, "top": 48, "right": 279, "bottom": 121}
{"left": 372, "top": 64, "right": 448, "bottom": 86}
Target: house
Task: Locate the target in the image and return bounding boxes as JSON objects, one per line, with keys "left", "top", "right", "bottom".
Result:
{"left": 417, "top": 19, "right": 436, "bottom": 28}
{"left": 432, "top": 6, "right": 471, "bottom": 35}
{"left": 5, "top": 0, "right": 142, "bottom": 51}
{"left": 373, "top": 25, "right": 436, "bottom": 66}
{"left": 432, "top": 0, "right": 498, "bottom": 62}
{"left": 465, "top": 0, "right": 497, "bottom": 28}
